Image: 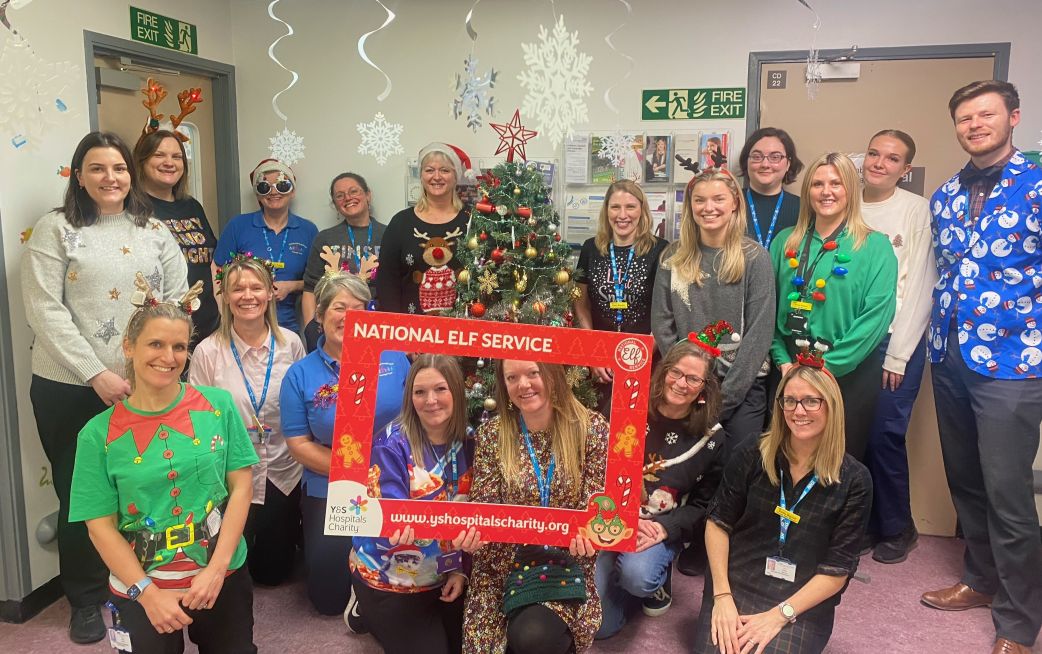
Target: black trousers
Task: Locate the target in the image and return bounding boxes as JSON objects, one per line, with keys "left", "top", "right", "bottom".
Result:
{"left": 834, "top": 349, "right": 884, "bottom": 462}
{"left": 932, "top": 337, "right": 1042, "bottom": 645}
{"left": 243, "top": 479, "right": 301, "bottom": 586}
{"left": 29, "top": 375, "right": 109, "bottom": 608}
{"left": 110, "top": 566, "right": 256, "bottom": 654}
{"left": 300, "top": 493, "right": 352, "bottom": 615}
{"left": 506, "top": 604, "right": 574, "bottom": 654}
{"left": 352, "top": 575, "right": 464, "bottom": 654}
{"left": 721, "top": 376, "right": 768, "bottom": 446}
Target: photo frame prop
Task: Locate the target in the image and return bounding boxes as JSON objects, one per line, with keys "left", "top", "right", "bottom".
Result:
{"left": 325, "top": 311, "right": 653, "bottom": 551}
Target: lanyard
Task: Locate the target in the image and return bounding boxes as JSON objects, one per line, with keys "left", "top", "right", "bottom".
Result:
{"left": 346, "top": 222, "right": 374, "bottom": 271}
{"left": 427, "top": 441, "right": 461, "bottom": 499}
{"left": 793, "top": 221, "right": 844, "bottom": 302}
{"left": 262, "top": 224, "right": 291, "bottom": 270}
{"left": 746, "top": 189, "right": 784, "bottom": 250}
{"left": 520, "top": 416, "right": 555, "bottom": 507}
{"left": 608, "top": 243, "right": 636, "bottom": 329}
{"left": 230, "top": 331, "right": 276, "bottom": 427}
{"left": 778, "top": 469, "right": 818, "bottom": 551}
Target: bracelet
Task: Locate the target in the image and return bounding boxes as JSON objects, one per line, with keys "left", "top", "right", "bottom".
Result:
{"left": 713, "top": 592, "right": 732, "bottom": 600}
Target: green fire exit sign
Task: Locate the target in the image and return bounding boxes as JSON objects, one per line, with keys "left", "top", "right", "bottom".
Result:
{"left": 130, "top": 6, "right": 198, "bottom": 55}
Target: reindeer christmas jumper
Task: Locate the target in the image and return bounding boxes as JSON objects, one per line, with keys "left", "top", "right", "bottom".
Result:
{"left": 375, "top": 208, "right": 469, "bottom": 314}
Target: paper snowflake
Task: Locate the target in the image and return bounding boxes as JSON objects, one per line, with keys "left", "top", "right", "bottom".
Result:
{"left": 452, "top": 55, "right": 497, "bottom": 132}
{"left": 269, "top": 127, "right": 305, "bottom": 166}
{"left": 597, "top": 133, "right": 636, "bottom": 167}
{"left": 356, "top": 112, "right": 404, "bottom": 166}
{"left": 0, "top": 36, "right": 77, "bottom": 151}
{"left": 517, "top": 15, "right": 593, "bottom": 150}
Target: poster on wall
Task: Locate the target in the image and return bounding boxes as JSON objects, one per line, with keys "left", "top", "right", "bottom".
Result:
{"left": 645, "top": 190, "right": 670, "bottom": 240}
{"left": 324, "top": 311, "right": 653, "bottom": 550}
{"left": 700, "top": 131, "right": 730, "bottom": 171}
{"left": 564, "top": 134, "right": 591, "bottom": 184}
{"left": 673, "top": 188, "right": 686, "bottom": 240}
{"left": 564, "top": 191, "right": 603, "bottom": 244}
{"left": 590, "top": 135, "right": 621, "bottom": 184}
{"left": 672, "top": 133, "right": 702, "bottom": 185}
{"left": 644, "top": 135, "right": 671, "bottom": 183}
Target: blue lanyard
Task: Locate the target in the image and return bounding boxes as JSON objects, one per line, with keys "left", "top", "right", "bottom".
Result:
{"left": 746, "top": 189, "right": 784, "bottom": 250}
{"left": 520, "top": 416, "right": 555, "bottom": 507}
{"left": 346, "top": 222, "right": 374, "bottom": 271}
{"left": 778, "top": 469, "right": 818, "bottom": 551}
{"left": 262, "top": 225, "right": 291, "bottom": 269}
{"left": 608, "top": 243, "right": 635, "bottom": 329}
{"left": 428, "top": 441, "right": 461, "bottom": 499}
{"left": 229, "top": 331, "right": 276, "bottom": 427}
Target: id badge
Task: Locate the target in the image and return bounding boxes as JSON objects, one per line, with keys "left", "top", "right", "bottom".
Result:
{"left": 108, "top": 626, "right": 133, "bottom": 652}
{"left": 609, "top": 301, "right": 629, "bottom": 310}
{"left": 271, "top": 261, "right": 286, "bottom": 269}
{"left": 789, "top": 300, "right": 813, "bottom": 312}
{"left": 785, "top": 311, "right": 808, "bottom": 334}
{"left": 206, "top": 506, "right": 223, "bottom": 536}
{"left": 765, "top": 556, "right": 797, "bottom": 582}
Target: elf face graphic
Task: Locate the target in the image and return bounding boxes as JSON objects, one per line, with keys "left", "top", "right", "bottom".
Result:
{"left": 579, "top": 495, "right": 633, "bottom": 548}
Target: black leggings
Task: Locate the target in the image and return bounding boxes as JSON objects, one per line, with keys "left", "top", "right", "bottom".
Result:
{"left": 243, "top": 479, "right": 301, "bottom": 586}
{"left": 300, "top": 493, "right": 352, "bottom": 615}
{"left": 506, "top": 605, "right": 573, "bottom": 654}
{"left": 352, "top": 575, "right": 464, "bottom": 654}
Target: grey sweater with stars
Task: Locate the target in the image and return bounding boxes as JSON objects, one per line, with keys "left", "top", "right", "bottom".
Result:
{"left": 22, "top": 211, "right": 188, "bottom": 386}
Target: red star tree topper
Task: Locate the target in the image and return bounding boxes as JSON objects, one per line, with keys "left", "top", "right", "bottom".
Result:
{"left": 489, "top": 109, "right": 538, "bottom": 162}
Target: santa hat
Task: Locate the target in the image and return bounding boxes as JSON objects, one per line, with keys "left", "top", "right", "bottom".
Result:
{"left": 418, "top": 142, "right": 476, "bottom": 185}
{"left": 250, "top": 158, "right": 296, "bottom": 187}
{"left": 383, "top": 543, "right": 422, "bottom": 559}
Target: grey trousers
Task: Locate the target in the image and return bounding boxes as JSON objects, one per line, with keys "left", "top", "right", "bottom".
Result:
{"left": 932, "top": 341, "right": 1042, "bottom": 646}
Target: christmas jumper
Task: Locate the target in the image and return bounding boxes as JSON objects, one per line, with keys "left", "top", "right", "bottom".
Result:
{"left": 375, "top": 208, "right": 469, "bottom": 314}
{"left": 22, "top": 211, "right": 189, "bottom": 386}
{"left": 576, "top": 236, "right": 669, "bottom": 333}
{"left": 302, "top": 218, "right": 387, "bottom": 294}
{"left": 69, "top": 384, "right": 259, "bottom": 595}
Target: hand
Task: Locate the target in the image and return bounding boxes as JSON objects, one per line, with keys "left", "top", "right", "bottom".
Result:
{"left": 590, "top": 366, "right": 613, "bottom": 385}
{"left": 882, "top": 370, "right": 904, "bottom": 392}
{"left": 710, "top": 594, "right": 741, "bottom": 654}
{"left": 452, "top": 527, "right": 485, "bottom": 553}
{"left": 139, "top": 585, "right": 193, "bottom": 633}
{"left": 90, "top": 370, "right": 131, "bottom": 406}
{"left": 180, "top": 563, "right": 227, "bottom": 611}
{"left": 273, "top": 283, "right": 291, "bottom": 302}
{"left": 440, "top": 573, "right": 466, "bottom": 603}
{"left": 778, "top": 363, "right": 794, "bottom": 377}
{"left": 635, "top": 519, "right": 667, "bottom": 553}
{"left": 389, "top": 525, "right": 415, "bottom": 547}
{"left": 569, "top": 535, "right": 597, "bottom": 558}
{"left": 736, "top": 609, "right": 788, "bottom": 654}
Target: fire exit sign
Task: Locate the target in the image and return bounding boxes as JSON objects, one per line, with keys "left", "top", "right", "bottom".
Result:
{"left": 642, "top": 88, "right": 746, "bottom": 120}
{"left": 130, "top": 6, "right": 198, "bottom": 55}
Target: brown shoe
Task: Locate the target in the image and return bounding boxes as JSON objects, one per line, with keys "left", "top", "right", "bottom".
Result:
{"left": 920, "top": 583, "right": 993, "bottom": 610}
{"left": 991, "top": 638, "right": 1030, "bottom": 654}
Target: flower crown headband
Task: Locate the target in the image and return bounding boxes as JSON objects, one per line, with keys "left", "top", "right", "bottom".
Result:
{"left": 684, "top": 320, "right": 740, "bottom": 358}
{"left": 214, "top": 252, "right": 277, "bottom": 294}
{"left": 130, "top": 272, "right": 204, "bottom": 315}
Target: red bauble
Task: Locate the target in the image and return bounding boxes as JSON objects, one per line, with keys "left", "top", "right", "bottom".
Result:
{"left": 554, "top": 233, "right": 562, "bottom": 242}
{"left": 469, "top": 302, "right": 486, "bottom": 317}
{"left": 479, "top": 231, "right": 489, "bottom": 241}
{"left": 475, "top": 201, "right": 494, "bottom": 214}
{"left": 491, "top": 247, "right": 505, "bottom": 264}
{"left": 516, "top": 206, "right": 532, "bottom": 218}
{"left": 514, "top": 240, "right": 522, "bottom": 248}
{"left": 532, "top": 301, "right": 547, "bottom": 316}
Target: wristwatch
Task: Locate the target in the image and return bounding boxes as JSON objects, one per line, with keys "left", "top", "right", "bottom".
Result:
{"left": 778, "top": 602, "right": 797, "bottom": 624}
{"left": 127, "top": 577, "right": 153, "bottom": 602}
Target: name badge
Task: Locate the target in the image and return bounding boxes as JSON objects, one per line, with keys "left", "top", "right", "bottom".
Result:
{"left": 790, "top": 300, "right": 813, "bottom": 311}
{"left": 609, "top": 301, "right": 629, "bottom": 310}
{"left": 109, "top": 626, "right": 133, "bottom": 651}
{"left": 765, "top": 556, "right": 797, "bottom": 582}
{"left": 271, "top": 261, "right": 286, "bottom": 269}
{"left": 774, "top": 505, "right": 801, "bottom": 523}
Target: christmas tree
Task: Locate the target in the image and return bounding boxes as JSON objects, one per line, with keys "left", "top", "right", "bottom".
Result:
{"left": 452, "top": 112, "right": 596, "bottom": 413}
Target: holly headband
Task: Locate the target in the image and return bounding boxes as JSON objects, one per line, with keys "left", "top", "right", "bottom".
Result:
{"left": 214, "top": 252, "right": 276, "bottom": 294}
{"left": 684, "top": 320, "right": 740, "bottom": 358}
{"left": 130, "top": 272, "right": 204, "bottom": 315}
{"left": 140, "top": 77, "right": 203, "bottom": 144}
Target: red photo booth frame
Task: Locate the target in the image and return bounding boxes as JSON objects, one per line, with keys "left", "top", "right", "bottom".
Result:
{"left": 324, "top": 310, "right": 653, "bottom": 551}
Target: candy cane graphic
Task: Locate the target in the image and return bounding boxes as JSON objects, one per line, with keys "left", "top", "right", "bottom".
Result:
{"left": 616, "top": 475, "right": 633, "bottom": 507}
{"left": 348, "top": 372, "right": 367, "bottom": 405}
{"left": 624, "top": 378, "right": 640, "bottom": 409}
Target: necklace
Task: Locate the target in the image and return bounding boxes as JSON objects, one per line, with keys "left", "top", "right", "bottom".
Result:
{"left": 784, "top": 222, "right": 850, "bottom": 307}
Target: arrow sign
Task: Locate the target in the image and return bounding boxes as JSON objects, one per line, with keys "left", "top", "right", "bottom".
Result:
{"left": 644, "top": 94, "right": 665, "bottom": 114}
{"left": 642, "top": 88, "right": 745, "bottom": 121}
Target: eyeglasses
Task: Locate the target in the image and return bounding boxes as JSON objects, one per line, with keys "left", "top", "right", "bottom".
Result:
{"left": 778, "top": 396, "right": 825, "bottom": 412}
{"left": 748, "top": 152, "right": 787, "bottom": 164}
{"left": 256, "top": 179, "right": 293, "bottom": 195}
{"left": 666, "top": 367, "right": 705, "bottom": 387}
{"left": 333, "top": 188, "right": 366, "bottom": 202}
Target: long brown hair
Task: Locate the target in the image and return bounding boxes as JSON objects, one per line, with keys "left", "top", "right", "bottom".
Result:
{"left": 396, "top": 355, "right": 468, "bottom": 463}
{"left": 648, "top": 340, "right": 721, "bottom": 437}
{"left": 493, "top": 360, "right": 589, "bottom": 491}
{"left": 594, "top": 179, "right": 657, "bottom": 257}
{"left": 783, "top": 152, "right": 871, "bottom": 253}
{"left": 58, "top": 132, "right": 152, "bottom": 228}
{"left": 133, "top": 130, "right": 190, "bottom": 200}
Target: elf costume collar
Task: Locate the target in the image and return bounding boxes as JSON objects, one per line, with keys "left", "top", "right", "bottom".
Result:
{"left": 107, "top": 384, "right": 217, "bottom": 456}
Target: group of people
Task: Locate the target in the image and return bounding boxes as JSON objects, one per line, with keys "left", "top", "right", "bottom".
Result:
{"left": 18, "top": 78, "right": 1040, "bottom": 654}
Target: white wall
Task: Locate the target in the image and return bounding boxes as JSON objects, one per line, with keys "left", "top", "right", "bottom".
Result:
{"left": 0, "top": 0, "right": 234, "bottom": 592}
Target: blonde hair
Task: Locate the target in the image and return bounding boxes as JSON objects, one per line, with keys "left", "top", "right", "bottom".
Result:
{"left": 663, "top": 168, "right": 756, "bottom": 287}
{"left": 759, "top": 365, "right": 846, "bottom": 486}
{"left": 123, "top": 304, "right": 194, "bottom": 389}
{"left": 593, "top": 179, "right": 657, "bottom": 257}
{"left": 217, "top": 258, "right": 285, "bottom": 347}
{"left": 783, "top": 152, "right": 871, "bottom": 253}
{"left": 493, "top": 360, "right": 590, "bottom": 492}
{"left": 415, "top": 151, "right": 463, "bottom": 214}
{"left": 396, "top": 355, "right": 468, "bottom": 464}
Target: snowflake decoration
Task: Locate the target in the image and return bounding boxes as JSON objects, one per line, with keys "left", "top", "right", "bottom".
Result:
{"left": 268, "top": 127, "right": 305, "bottom": 166}
{"left": 477, "top": 269, "right": 499, "bottom": 295}
{"left": 452, "top": 55, "right": 497, "bottom": 132}
{"left": 665, "top": 431, "right": 678, "bottom": 445}
{"left": 597, "top": 132, "right": 636, "bottom": 167}
{"left": 357, "top": 112, "right": 404, "bottom": 166}
{"left": 517, "top": 15, "right": 593, "bottom": 150}
{"left": 0, "top": 36, "right": 77, "bottom": 152}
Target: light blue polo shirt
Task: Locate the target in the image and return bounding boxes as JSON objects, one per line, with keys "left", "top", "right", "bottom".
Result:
{"left": 215, "top": 210, "right": 318, "bottom": 332}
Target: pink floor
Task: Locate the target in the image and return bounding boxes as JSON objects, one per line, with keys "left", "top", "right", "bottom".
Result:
{"left": 1, "top": 535, "right": 1037, "bottom": 653}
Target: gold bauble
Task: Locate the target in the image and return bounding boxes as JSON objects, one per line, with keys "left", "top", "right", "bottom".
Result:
{"left": 555, "top": 270, "right": 571, "bottom": 285}
{"left": 524, "top": 246, "right": 538, "bottom": 259}
{"left": 467, "top": 236, "right": 479, "bottom": 250}
{"left": 570, "top": 286, "right": 582, "bottom": 301}
{"left": 546, "top": 251, "right": 557, "bottom": 262}
{"left": 458, "top": 269, "right": 471, "bottom": 284}
{"left": 512, "top": 298, "right": 521, "bottom": 308}
{"left": 483, "top": 397, "right": 497, "bottom": 411}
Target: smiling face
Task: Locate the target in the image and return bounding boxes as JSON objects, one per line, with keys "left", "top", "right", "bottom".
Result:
{"left": 123, "top": 317, "right": 190, "bottom": 394}
{"left": 503, "top": 360, "right": 550, "bottom": 424}
{"left": 808, "top": 164, "right": 848, "bottom": 222}
{"left": 142, "top": 136, "right": 185, "bottom": 193}
{"left": 76, "top": 146, "right": 131, "bottom": 214}
{"left": 954, "top": 92, "right": 1020, "bottom": 166}
{"left": 606, "top": 190, "right": 642, "bottom": 245}
{"left": 225, "top": 268, "right": 272, "bottom": 325}
{"left": 862, "top": 135, "right": 911, "bottom": 194}
{"left": 420, "top": 153, "right": 457, "bottom": 201}
{"left": 780, "top": 376, "right": 828, "bottom": 446}
{"left": 660, "top": 355, "right": 707, "bottom": 414}
{"left": 332, "top": 176, "right": 371, "bottom": 222}
{"left": 691, "top": 179, "right": 738, "bottom": 244}
{"left": 256, "top": 170, "right": 295, "bottom": 214}
{"left": 747, "top": 135, "right": 791, "bottom": 193}
{"left": 411, "top": 367, "right": 454, "bottom": 437}
{"left": 319, "top": 288, "right": 365, "bottom": 352}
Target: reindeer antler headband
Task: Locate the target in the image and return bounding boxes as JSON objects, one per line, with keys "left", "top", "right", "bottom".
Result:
{"left": 130, "top": 272, "right": 204, "bottom": 315}
{"left": 141, "top": 77, "right": 203, "bottom": 143}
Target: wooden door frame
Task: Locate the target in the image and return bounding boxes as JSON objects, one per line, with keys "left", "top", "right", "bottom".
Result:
{"left": 83, "top": 31, "right": 239, "bottom": 230}
{"left": 746, "top": 43, "right": 1011, "bottom": 138}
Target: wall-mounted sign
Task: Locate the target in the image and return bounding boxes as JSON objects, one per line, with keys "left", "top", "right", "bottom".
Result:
{"left": 642, "top": 88, "right": 746, "bottom": 121}
{"left": 130, "top": 6, "right": 198, "bottom": 55}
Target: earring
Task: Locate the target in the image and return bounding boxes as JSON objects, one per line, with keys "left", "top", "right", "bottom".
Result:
{"left": 697, "top": 394, "right": 706, "bottom": 405}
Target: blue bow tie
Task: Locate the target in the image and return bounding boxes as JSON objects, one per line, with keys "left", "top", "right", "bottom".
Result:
{"left": 959, "top": 162, "right": 1004, "bottom": 188}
